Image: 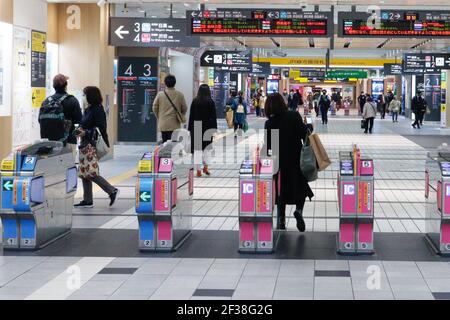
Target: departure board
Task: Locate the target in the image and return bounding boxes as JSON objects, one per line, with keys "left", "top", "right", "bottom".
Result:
{"left": 339, "top": 11, "right": 450, "bottom": 37}
{"left": 187, "top": 10, "right": 332, "bottom": 37}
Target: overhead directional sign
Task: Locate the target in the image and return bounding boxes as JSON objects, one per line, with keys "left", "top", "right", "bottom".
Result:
{"left": 188, "top": 9, "right": 332, "bottom": 37}
{"left": 339, "top": 10, "right": 450, "bottom": 37}
{"left": 326, "top": 70, "right": 368, "bottom": 79}
{"left": 403, "top": 53, "right": 450, "bottom": 74}
{"left": 251, "top": 62, "right": 271, "bottom": 75}
{"left": 201, "top": 51, "right": 252, "bottom": 72}
{"left": 384, "top": 63, "right": 403, "bottom": 76}
{"left": 109, "top": 17, "right": 200, "bottom": 48}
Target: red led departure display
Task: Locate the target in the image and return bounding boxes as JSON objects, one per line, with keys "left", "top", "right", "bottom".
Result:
{"left": 187, "top": 10, "right": 332, "bottom": 37}
{"left": 339, "top": 11, "right": 450, "bottom": 37}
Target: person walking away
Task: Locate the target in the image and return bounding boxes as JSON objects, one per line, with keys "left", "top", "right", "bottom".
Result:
{"left": 153, "top": 75, "right": 188, "bottom": 143}
{"left": 39, "top": 74, "right": 82, "bottom": 159}
{"left": 232, "top": 91, "right": 247, "bottom": 132}
{"left": 378, "top": 94, "right": 387, "bottom": 119}
{"left": 263, "top": 93, "right": 314, "bottom": 231}
{"left": 297, "top": 91, "right": 304, "bottom": 113}
{"left": 389, "top": 96, "right": 401, "bottom": 123}
{"left": 411, "top": 91, "right": 427, "bottom": 129}
{"left": 307, "top": 92, "right": 314, "bottom": 113}
{"left": 188, "top": 84, "right": 218, "bottom": 177}
{"left": 313, "top": 90, "right": 321, "bottom": 117}
{"left": 362, "top": 95, "right": 377, "bottom": 134}
{"left": 358, "top": 92, "right": 367, "bottom": 115}
{"left": 319, "top": 90, "right": 331, "bottom": 125}
{"left": 259, "top": 92, "right": 267, "bottom": 117}
{"left": 74, "top": 86, "right": 118, "bottom": 208}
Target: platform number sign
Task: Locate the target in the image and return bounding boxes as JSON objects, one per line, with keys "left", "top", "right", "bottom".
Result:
{"left": 117, "top": 57, "right": 158, "bottom": 143}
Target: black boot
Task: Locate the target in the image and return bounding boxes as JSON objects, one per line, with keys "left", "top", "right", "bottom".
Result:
{"left": 294, "top": 210, "right": 306, "bottom": 232}
{"left": 276, "top": 205, "right": 286, "bottom": 230}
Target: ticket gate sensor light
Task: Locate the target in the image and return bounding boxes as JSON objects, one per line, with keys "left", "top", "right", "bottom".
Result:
{"left": 0, "top": 141, "right": 77, "bottom": 250}
{"left": 425, "top": 147, "right": 450, "bottom": 256}
{"left": 337, "top": 145, "right": 375, "bottom": 255}
{"left": 135, "top": 138, "right": 193, "bottom": 252}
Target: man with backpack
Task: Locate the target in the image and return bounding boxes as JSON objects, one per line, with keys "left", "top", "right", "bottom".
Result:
{"left": 39, "top": 74, "right": 82, "bottom": 157}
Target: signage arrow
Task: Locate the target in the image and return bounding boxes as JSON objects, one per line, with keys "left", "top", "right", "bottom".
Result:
{"left": 3, "top": 180, "right": 13, "bottom": 191}
{"left": 204, "top": 55, "right": 213, "bottom": 64}
{"left": 140, "top": 192, "right": 151, "bottom": 202}
{"left": 115, "top": 25, "right": 130, "bottom": 39}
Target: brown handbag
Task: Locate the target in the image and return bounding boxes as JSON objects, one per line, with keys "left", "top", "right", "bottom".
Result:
{"left": 309, "top": 133, "right": 331, "bottom": 172}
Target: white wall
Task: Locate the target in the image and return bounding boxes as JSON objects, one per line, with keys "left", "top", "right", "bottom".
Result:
{"left": 13, "top": 0, "right": 47, "bottom": 31}
{"left": 170, "top": 54, "right": 194, "bottom": 107}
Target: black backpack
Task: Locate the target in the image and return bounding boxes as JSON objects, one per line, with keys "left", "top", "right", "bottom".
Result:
{"left": 38, "top": 94, "right": 71, "bottom": 142}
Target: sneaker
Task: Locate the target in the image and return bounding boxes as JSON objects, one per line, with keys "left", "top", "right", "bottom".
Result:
{"left": 294, "top": 210, "right": 306, "bottom": 232}
{"left": 109, "top": 189, "right": 119, "bottom": 207}
{"left": 74, "top": 201, "right": 93, "bottom": 208}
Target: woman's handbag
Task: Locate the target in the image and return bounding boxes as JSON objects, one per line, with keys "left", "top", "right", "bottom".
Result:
{"left": 361, "top": 119, "right": 366, "bottom": 129}
{"left": 78, "top": 143, "right": 99, "bottom": 179}
{"left": 226, "top": 108, "right": 234, "bottom": 129}
{"left": 243, "top": 120, "right": 249, "bottom": 132}
{"left": 300, "top": 131, "right": 318, "bottom": 182}
{"left": 164, "top": 91, "right": 187, "bottom": 124}
{"left": 94, "top": 128, "right": 109, "bottom": 160}
{"left": 309, "top": 133, "right": 331, "bottom": 172}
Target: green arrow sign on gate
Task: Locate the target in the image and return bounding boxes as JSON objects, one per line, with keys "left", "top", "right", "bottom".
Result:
{"left": 140, "top": 192, "right": 151, "bottom": 202}
{"left": 2, "top": 180, "right": 13, "bottom": 191}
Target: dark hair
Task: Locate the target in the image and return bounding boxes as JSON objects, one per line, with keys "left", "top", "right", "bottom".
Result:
{"left": 53, "top": 81, "right": 67, "bottom": 92}
{"left": 164, "top": 75, "right": 176, "bottom": 88}
{"left": 265, "top": 93, "right": 287, "bottom": 118}
{"left": 83, "top": 86, "right": 103, "bottom": 106}
{"left": 230, "top": 91, "right": 237, "bottom": 98}
{"left": 197, "top": 84, "right": 211, "bottom": 101}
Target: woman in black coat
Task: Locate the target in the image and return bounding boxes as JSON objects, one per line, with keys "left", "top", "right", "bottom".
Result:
{"left": 264, "top": 93, "right": 314, "bottom": 231}
{"left": 188, "top": 84, "right": 218, "bottom": 177}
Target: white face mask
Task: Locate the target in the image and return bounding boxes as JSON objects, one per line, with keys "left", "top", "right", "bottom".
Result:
{"left": 82, "top": 96, "right": 88, "bottom": 109}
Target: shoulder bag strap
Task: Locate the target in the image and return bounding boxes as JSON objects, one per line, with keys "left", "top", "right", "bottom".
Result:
{"left": 164, "top": 90, "right": 182, "bottom": 117}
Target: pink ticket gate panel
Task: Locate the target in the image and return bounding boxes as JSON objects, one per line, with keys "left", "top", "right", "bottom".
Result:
{"left": 240, "top": 180, "right": 256, "bottom": 215}
{"left": 157, "top": 221, "right": 173, "bottom": 249}
{"left": 155, "top": 178, "right": 171, "bottom": 213}
{"left": 444, "top": 183, "right": 450, "bottom": 216}
{"left": 340, "top": 181, "right": 357, "bottom": 216}
{"left": 257, "top": 222, "right": 273, "bottom": 251}
{"left": 358, "top": 180, "right": 374, "bottom": 216}
{"left": 338, "top": 221, "right": 356, "bottom": 253}
{"left": 256, "top": 179, "right": 273, "bottom": 216}
{"left": 357, "top": 221, "right": 374, "bottom": 251}
{"left": 240, "top": 222, "right": 255, "bottom": 250}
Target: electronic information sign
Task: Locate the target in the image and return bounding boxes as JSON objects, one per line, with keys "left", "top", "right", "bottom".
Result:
{"left": 188, "top": 9, "right": 332, "bottom": 37}
{"left": 339, "top": 10, "right": 450, "bottom": 37}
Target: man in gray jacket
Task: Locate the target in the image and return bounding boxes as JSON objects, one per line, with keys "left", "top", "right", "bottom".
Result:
{"left": 153, "top": 75, "right": 188, "bottom": 143}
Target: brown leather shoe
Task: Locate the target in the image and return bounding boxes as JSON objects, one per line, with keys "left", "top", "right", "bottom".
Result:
{"left": 196, "top": 170, "right": 202, "bottom": 177}
{"left": 203, "top": 166, "right": 211, "bottom": 176}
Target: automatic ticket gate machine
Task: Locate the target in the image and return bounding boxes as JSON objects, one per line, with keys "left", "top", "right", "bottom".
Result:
{"left": 0, "top": 141, "right": 77, "bottom": 250}
{"left": 238, "top": 147, "right": 278, "bottom": 253}
{"left": 425, "top": 148, "right": 450, "bottom": 255}
{"left": 135, "top": 141, "right": 194, "bottom": 252}
{"left": 337, "top": 145, "right": 375, "bottom": 255}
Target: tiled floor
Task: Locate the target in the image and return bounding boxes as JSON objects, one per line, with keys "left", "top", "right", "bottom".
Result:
{"left": 0, "top": 256, "right": 449, "bottom": 300}
{"left": 1, "top": 113, "right": 450, "bottom": 300}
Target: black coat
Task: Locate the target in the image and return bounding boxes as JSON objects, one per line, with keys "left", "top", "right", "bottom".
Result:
{"left": 80, "top": 104, "right": 110, "bottom": 148}
{"left": 188, "top": 98, "right": 218, "bottom": 153}
{"left": 264, "top": 110, "right": 314, "bottom": 205}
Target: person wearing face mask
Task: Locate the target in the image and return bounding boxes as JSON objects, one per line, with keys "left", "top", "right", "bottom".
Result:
{"left": 411, "top": 90, "right": 427, "bottom": 129}
{"left": 318, "top": 89, "right": 331, "bottom": 125}
{"left": 74, "top": 86, "right": 119, "bottom": 209}
{"left": 39, "top": 74, "right": 82, "bottom": 159}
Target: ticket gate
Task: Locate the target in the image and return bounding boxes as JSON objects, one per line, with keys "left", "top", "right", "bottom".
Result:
{"left": 135, "top": 140, "right": 193, "bottom": 252}
{"left": 425, "top": 147, "right": 450, "bottom": 255}
{"left": 238, "top": 147, "right": 278, "bottom": 253}
{"left": 0, "top": 141, "right": 77, "bottom": 250}
{"left": 337, "top": 145, "right": 375, "bottom": 255}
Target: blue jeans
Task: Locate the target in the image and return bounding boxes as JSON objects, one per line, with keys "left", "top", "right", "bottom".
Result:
{"left": 391, "top": 112, "right": 398, "bottom": 122}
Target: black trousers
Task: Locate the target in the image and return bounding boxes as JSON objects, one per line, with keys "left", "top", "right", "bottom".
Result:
{"left": 364, "top": 117, "right": 374, "bottom": 133}
{"left": 277, "top": 197, "right": 306, "bottom": 221}
{"left": 412, "top": 112, "right": 421, "bottom": 128}
{"left": 321, "top": 107, "right": 328, "bottom": 124}
{"left": 161, "top": 131, "right": 173, "bottom": 143}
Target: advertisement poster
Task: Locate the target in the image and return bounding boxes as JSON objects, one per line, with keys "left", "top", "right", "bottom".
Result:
{"left": 442, "top": 71, "right": 447, "bottom": 128}
{"left": 213, "top": 70, "right": 228, "bottom": 119}
{"left": 371, "top": 80, "right": 384, "bottom": 97}
{"left": 424, "top": 74, "right": 441, "bottom": 122}
{"left": 0, "top": 22, "right": 13, "bottom": 117}
{"left": 12, "top": 26, "right": 32, "bottom": 147}
{"left": 117, "top": 57, "right": 158, "bottom": 142}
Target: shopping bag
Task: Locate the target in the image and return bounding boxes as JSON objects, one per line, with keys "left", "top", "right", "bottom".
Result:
{"left": 226, "top": 108, "right": 234, "bottom": 129}
{"left": 243, "top": 120, "right": 249, "bottom": 133}
{"left": 361, "top": 119, "right": 366, "bottom": 129}
{"left": 309, "top": 133, "right": 331, "bottom": 172}
{"left": 94, "top": 128, "right": 110, "bottom": 160}
{"left": 300, "top": 132, "right": 318, "bottom": 182}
